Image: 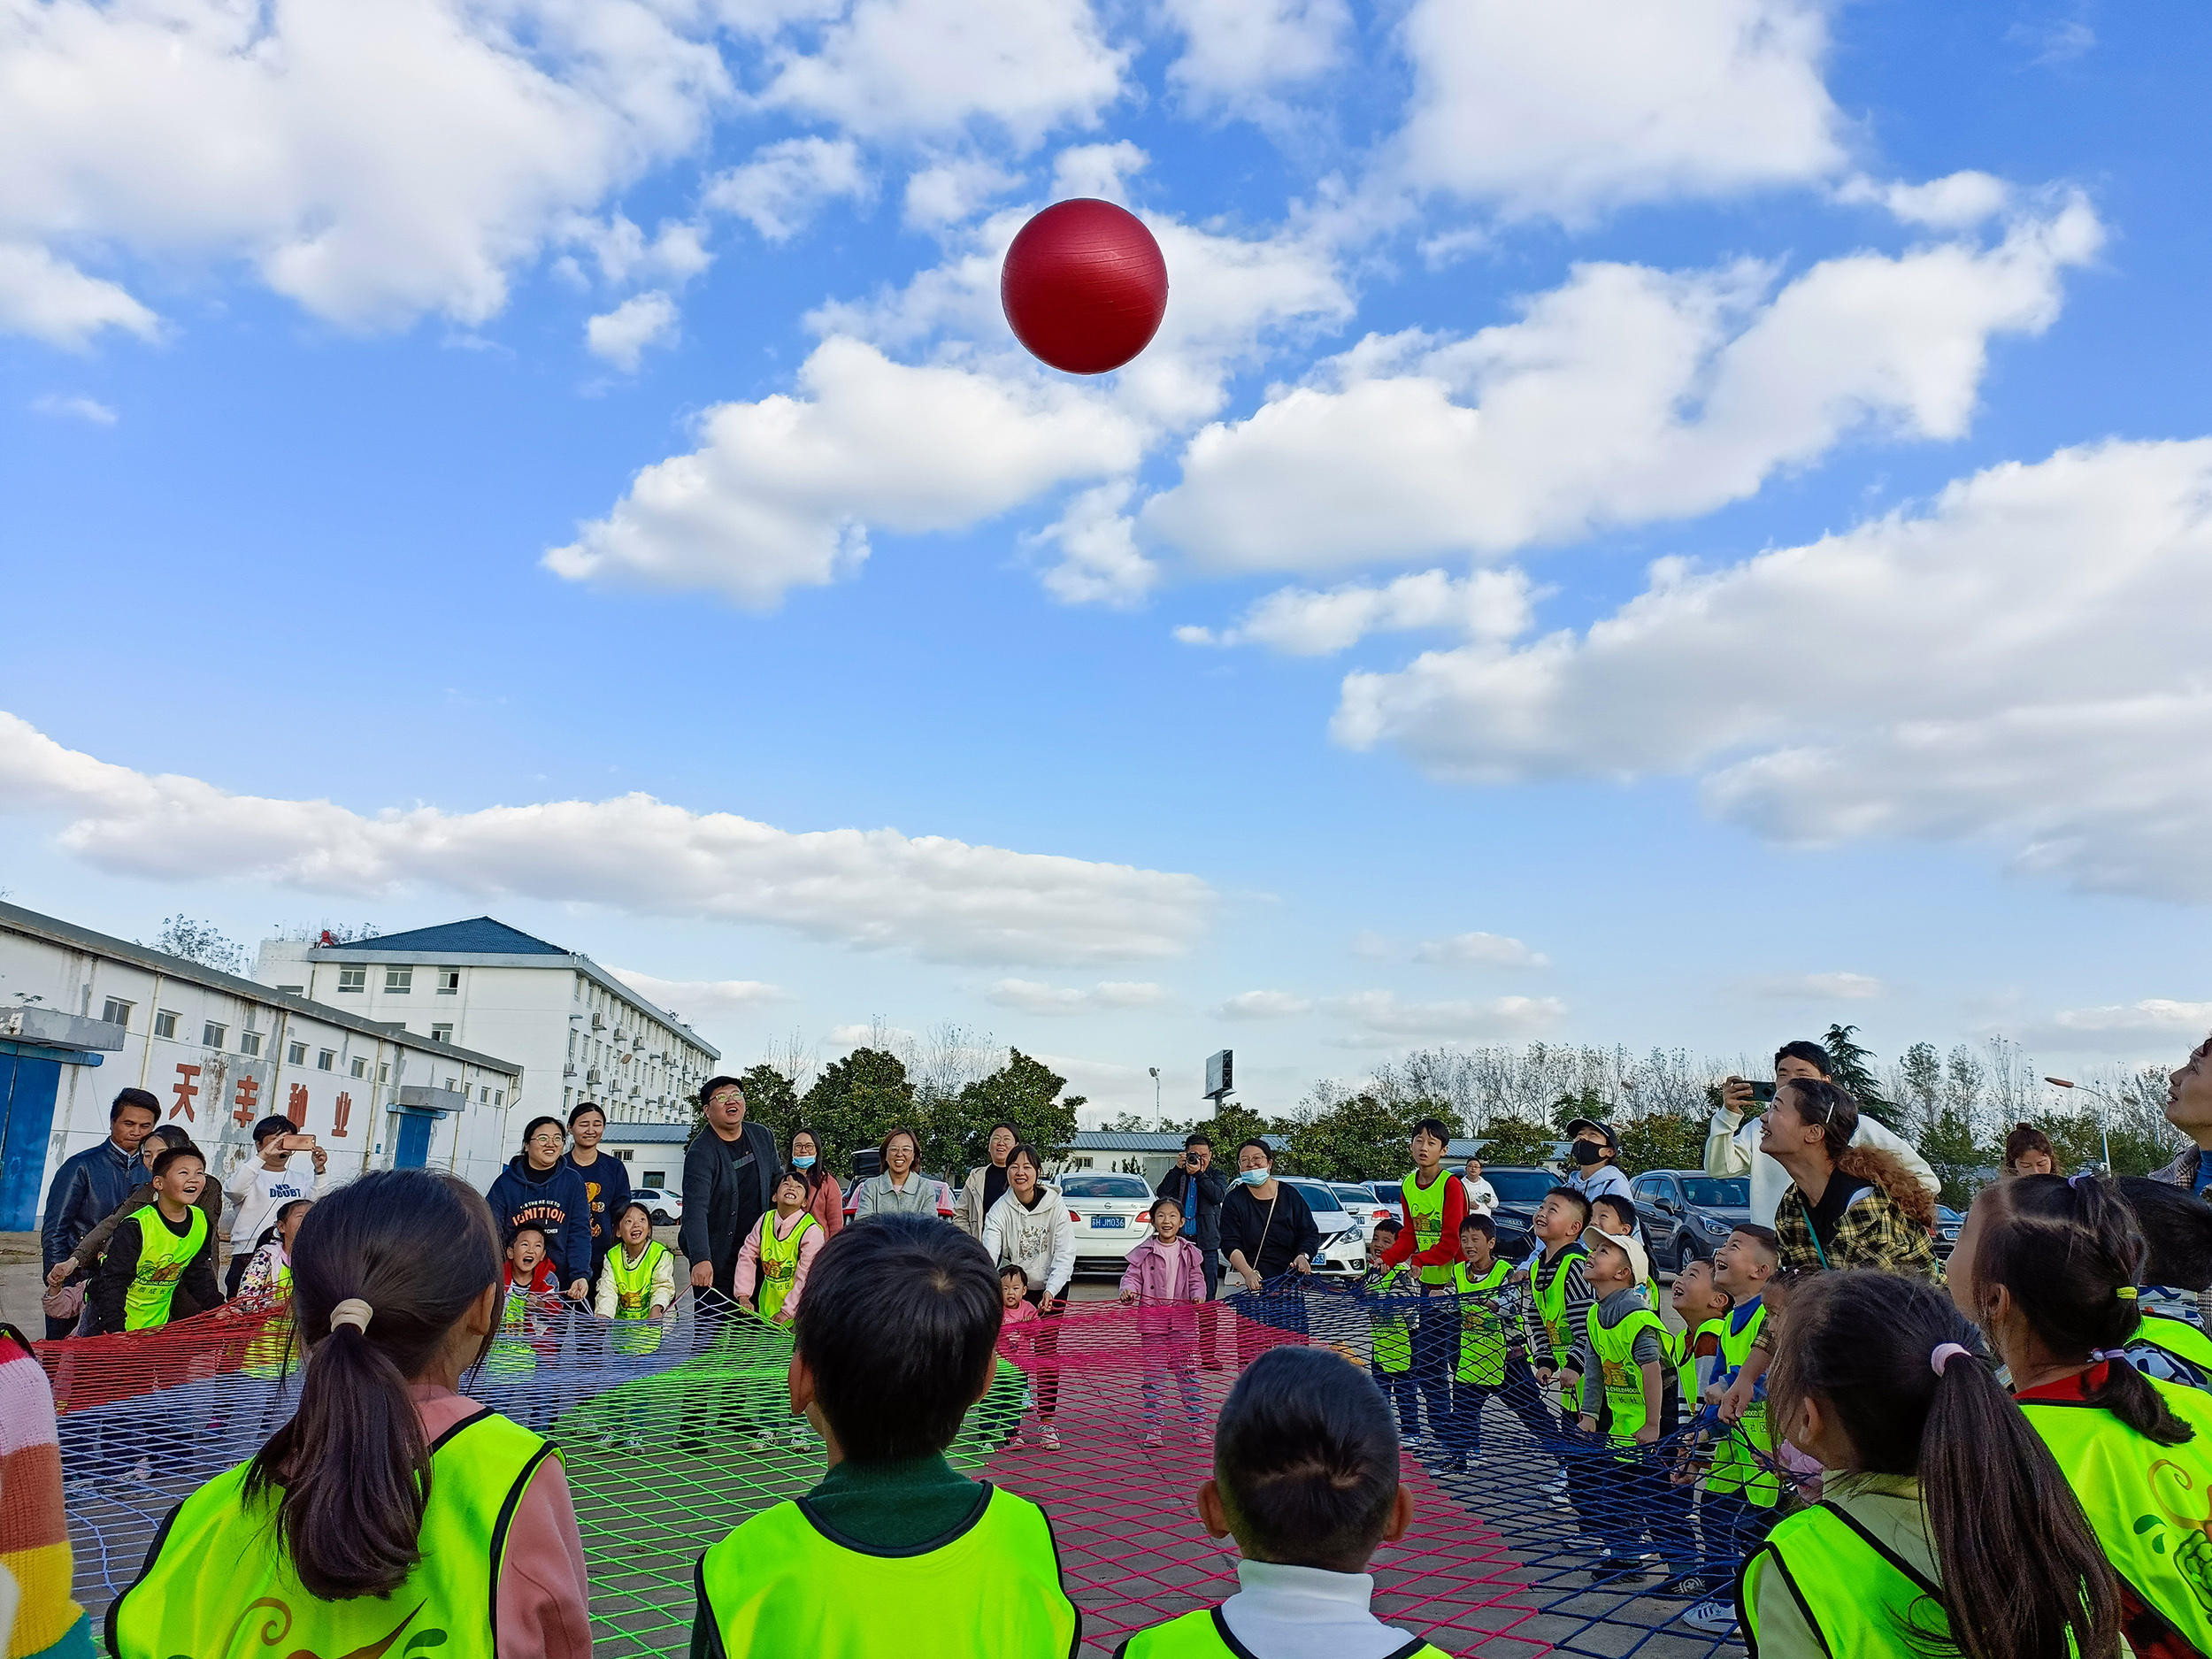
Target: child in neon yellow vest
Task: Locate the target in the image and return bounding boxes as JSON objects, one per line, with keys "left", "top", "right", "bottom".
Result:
{"left": 90, "top": 1143, "right": 219, "bottom": 1333}
{"left": 1118, "top": 1347, "right": 1450, "bottom": 1659}
{"left": 737, "top": 1169, "right": 822, "bottom": 1324}
{"left": 1365, "top": 1219, "right": 1422, "bottom": 1440}
{"left": 1440, "top": 1212, "right": 1513, "bottom": 1472}
{"left": 1564, "top": 1226, "right": 1678, "bottom": 1587}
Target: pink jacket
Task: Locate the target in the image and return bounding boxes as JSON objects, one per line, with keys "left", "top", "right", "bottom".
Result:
{"left": 997, "top": 1295, "right": 1042, "bottom": 1364}
{"left": 1120, "top": 1235, "right": 1206, "bottom": 1333}
{"left": 806, "top": 1173, "right": 844, "bottom": 1239}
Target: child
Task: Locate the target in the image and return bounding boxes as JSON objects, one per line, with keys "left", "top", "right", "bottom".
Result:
{"left": 1745, "top": 1268, "right": 2119, "bottom": 1659}
{"left": 90, "top": 1144, "right": 219, "bottom": 1333}
{"left": 1562, "top": 1225, "right": 1678, "bottom": 1586}
{"left": 1954, "top": 1171, "right": 2212, "bottom": 1656}
{"left": 1675, "top": 1223, "right": 1783, "bottom": 1631}
{"left": 1118, "top": 1346, "right": 1448, "bottom": 1659}
{"left": 1657, "top": 1256, "right": 1732, "bottom": 1581}
{"left": 1120, "top": 1190, "right": 1208, "bottom": 1448}
{"left": 1521, "top": 1187, "right": 1593, "bottom": 1409}
{"left": 1440, "top": 1213, "right": 1523, "bottom": 1472}
{"left": 2116, "top": 1175, "right": 2212, "bottom": 1389}
{"left": 735, "top": 1168, "right": 822, "bottom": 1324}
{"left": 221, "top": 1114, "right": 325, "bottom": 1299}
{"left": 1589, "top": 1193, "right": 1661, "bottom": 1307}
{"left": 1365, "top": 1219, "right": 1422, "bottom": 1441}
{"left": 234, "top": 1197, "right": 312, "bottom": 1307}
{"left": 1371, "top": 1118, "right": 1468, "bottom": 1446}
{"left": 693, "top": 1216, "right": 1079, "bottom": 1655}
{"left": 994, "top": 1263, "right": 1044, "bottom": 1448}
{"left": 106, "top": 1168, "right": 589, "bottom": 1659}
{"left": 595, "top": 1200, "right": 677, "bottom": 1341}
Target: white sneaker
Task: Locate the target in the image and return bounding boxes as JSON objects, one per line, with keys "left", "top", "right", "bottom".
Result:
{"left": 1682, "top": 1598, "right": 1738, "bottom": 1634}
{"left": 1141, "top": 1428, "right": 1164, "bottom": 1448}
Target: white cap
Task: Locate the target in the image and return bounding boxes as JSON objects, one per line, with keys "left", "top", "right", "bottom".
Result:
{"left": 1580, "top": 1225, "right": 1650, "bottom": 1288}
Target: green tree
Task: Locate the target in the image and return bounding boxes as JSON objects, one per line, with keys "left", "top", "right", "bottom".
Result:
{"left": 798, "top": 1048, "right": 917, "bottom": 1175}
{"left": 932, "top": 1049, "right": 1084, "bottom": 1174}
{"left": 1550, "top": 1087, "right": 1608, "bottom": 1134}
{"left": 735, "top": 1064, "right": 801, "bottom": 1151}
{"left": 1916, "top": 1108, "right": 1992, "bottom": 1208}
{"left": 1617, "top": 1111, "right": 1704, "bottom": 1174}
{"left": 1476, "top": 1117, "right": 1557, "bottom": 1169}
{"left": 2024, "top": 1109, "right": 2105, "bottom": 1176}
{"left": 1824, "top": 1024, "right": 1901, "bottom": 1129}
{"left": 1282, "top": 1093, "right": 1424, "bottom": 1183}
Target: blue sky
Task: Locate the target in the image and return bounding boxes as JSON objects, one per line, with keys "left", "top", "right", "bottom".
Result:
{"left": 4, "top": 0, "right": 2209, "bottom": 1121}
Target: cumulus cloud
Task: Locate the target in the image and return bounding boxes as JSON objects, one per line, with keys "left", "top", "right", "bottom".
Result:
{"left": 986, "top": 978, "right": 1167, "bottom": 1014}
{"left": 0, "top": 242, "right": 157, "bottom": 346}
{"left": 1050, "top": 141, "right": 1148, "bottom": 204}
{"left": 1162, "top": 0, "right": 1348, "bottom": 111}
{"left": 0, "top": 710, "right": 1212, "bottom": 964}
{"left": 704, "top": 137, "right": 871, "bottom": 242}
{"left": 902, "top": 157, "right": 1023, "bottom": 230}
{"left": 1030, "top": 483, "right": 1158, "bottom": 607}
{"left": 1146, "top": 200, "right": 2101, "bottom": 573}
{"left": 585, "top": 291, "right": 679, "bottom": 371}
{"left": 2027, "top": 1001, "right": 2212, "bottom": 1051}
{"left": 1337, "top": 439, "right": 2212, "bottom": 904}
{"left": 1838, "top": 171, "right": 2013, "bottom": 229}
{"left": 1325, "top": 989, "right": 1567, "bottom": 1046}
{"left": 1215, "top": 990, "right": 1314, "bottom": 1019}
{"left": 1740, "top": 972, "right": 1885, "bottom": 1000}
{"left": 605, "top": 968, "right": 787, "bottom": 1020}
{"left": 1391, "top": 0, "right": 1846, "bottom": 221}
{"left": 1176, "top": 570, "right": 1534, "bottom": 655}
{"left": 29, "top": 392, "right": 117, "bottom": 424}
{"left": 1412, "top": 932, "right": 1549, "bottom": 969}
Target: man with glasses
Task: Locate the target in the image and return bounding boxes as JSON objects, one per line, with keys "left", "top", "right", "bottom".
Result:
{"left": 680, "top": 1076, "right": 782, "bottom": 1305}
{"left": 1706, "top": 1040, "right": 1938, "bottom": 1227}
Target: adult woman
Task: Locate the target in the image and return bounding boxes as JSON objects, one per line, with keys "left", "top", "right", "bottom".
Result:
{"left": 1218, "top": 1140, "right": 1321, "bottom": 1363}
{"left": 982, "top": 1144, "right": 1075, "bottom": 1449}
{"left": 849, "top": 1126, "right": 949, "bottom": 1218}
{"left": 956, "top": 1122, "right": 1020, "bottom": 1239}
{"left": 787, "top": 1127, "right": 844, "bottom": 1238}
{"left": 485, "top": 1118, "right": 594, "bottom": 1300}
{"left": 2002, "top": 1123, "right": 2062, "bottom": 1179}
{"left": 562, "top": 1101, "right": 633, "bottom": 1282}
{"left": 1763, "top": 1079, "right": 1939, "bottom": 1279}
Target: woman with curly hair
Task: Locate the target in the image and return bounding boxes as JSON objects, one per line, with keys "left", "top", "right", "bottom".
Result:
{"left": 1761, "top": 1078, "right": 1941, "bottom": 1280}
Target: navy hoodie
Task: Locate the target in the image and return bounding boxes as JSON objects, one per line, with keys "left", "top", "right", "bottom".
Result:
{"left": 485, "top": 1155, "right": 594, "bottom": 1289}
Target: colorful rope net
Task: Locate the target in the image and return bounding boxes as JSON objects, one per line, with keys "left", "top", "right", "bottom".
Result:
{"left": 40, "top": 1278, "right": 1790, "bottom": 1658}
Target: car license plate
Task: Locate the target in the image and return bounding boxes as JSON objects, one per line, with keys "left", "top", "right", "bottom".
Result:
{"left": 1092, "top": 1215, "right": 1125, "bottom": 1228}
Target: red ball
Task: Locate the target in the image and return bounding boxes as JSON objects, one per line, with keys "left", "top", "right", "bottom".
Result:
{"left": 1001, "top": 198, "right": 1169, "bottom": 375}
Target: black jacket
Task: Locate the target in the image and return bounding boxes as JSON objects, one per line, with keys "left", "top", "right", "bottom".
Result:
{"left": 90, "top": 1204, "right": 221, "bottom": 1333}
{"left": 41, "top": 1138, "right": 140, "bottom": 1272}
{"left": 1154, "top": 1161, "right": 1228, "bottom": 1253}
{"left": 680, "top": 1119, "right": 781, "bottom": 1271}
{"left": 1220, "top": 1181, "right": 1322, "bottom": 1280}
{"left": 562, "top": 1148, "right": 634, "bottom": 1271}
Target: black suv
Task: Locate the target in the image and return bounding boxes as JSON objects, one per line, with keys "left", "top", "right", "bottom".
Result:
{"left": 1479, "top": 1166, "right": 1560, "bottom": 1264}
{"left": 1631, "top": 1170, "right": 1751, "bottom": 1272}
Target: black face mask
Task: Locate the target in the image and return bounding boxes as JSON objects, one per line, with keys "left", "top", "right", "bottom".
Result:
{"left": 1571, "top": 1141, "right": 1606, "bottom": 1167}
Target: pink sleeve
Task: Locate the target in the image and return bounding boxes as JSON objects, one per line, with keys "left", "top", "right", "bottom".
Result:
{"left": 1118, "top": 1245, "right": 1145, "bottom": 1300}
{"left": 815, "top": 1178, "right": 844, "bottom": 1237}
{"left": 496, "top": 1453, "right": 595, "bottom": 1659}
{"left": 783, "top": 1225, "right": 825, "bottom": 1317}
{"left": 733, "top": 1222, "right": 760, "bottom": 1297}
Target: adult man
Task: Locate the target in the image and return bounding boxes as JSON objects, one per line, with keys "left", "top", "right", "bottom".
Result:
{"left": 680, "top": 1076, "right": 782, "bottom": 1302}
{"left": 1563, "top": 1118, "right": 1633, "bottom": 1206}
{"left": 1461, "top": 1156, "right": 1499, "bottom": 1217}
{"left": 40, "top": 1087, "right": 158, "bottom": 1339}
{"left": 1705, "top": 1040, "right": 1939, "bottom": 1227}
{"left": 1154, "top": 1133, "right": 1227, "bottom": 1298}
{"left": 2154, "top": 1033, "right": 2212, "bottom": 1194}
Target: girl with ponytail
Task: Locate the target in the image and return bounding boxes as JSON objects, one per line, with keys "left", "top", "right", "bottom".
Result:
{"left": 1953, "top": 1171, "right": 2212, "bottom": 1657}
{"left": 106, "top": 1169, "right": 594, "bottom": 1659}
{"left": 1746, "top": 1270, "right": 2117, "bottom": 1658}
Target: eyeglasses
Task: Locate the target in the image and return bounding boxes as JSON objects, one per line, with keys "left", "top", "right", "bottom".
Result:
{"left": 527, "top": 1134, "right": 564, "bottom": 1148}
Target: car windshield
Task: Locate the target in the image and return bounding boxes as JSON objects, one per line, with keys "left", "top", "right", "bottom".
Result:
{"left": 1936, "top": 1206, "right": 1962, "bottom": 1224}
{"left": 1283, "top": 1179, "right": 1348, "bottom": 1215}
{"left": 1333, "top": 1185, "right": 1373, "bottom": 1202}
{"left": 1058, "top": 1175, "right": 1154, "bottom": 1200}
{"left": 1678, "top": 1178, "right": 1749, "bottom": 1208}
{"left": 1372, "top": 1181, "right": 1402, "bottom": 1205}
{"left": 1486, "top": 1170, "right": 1555, "bottom": 1204}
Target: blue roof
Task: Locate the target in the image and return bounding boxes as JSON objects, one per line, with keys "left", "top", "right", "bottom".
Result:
{"left": 326, "top": 917, "right": 568, "bottom": 955}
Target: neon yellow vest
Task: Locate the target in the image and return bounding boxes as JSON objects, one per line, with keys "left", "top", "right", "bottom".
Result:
{"left": 2022, "top": 1373, "right": 2212, "bottom": 1656}
{"left": 700, "top": 1484, "right": 1079, "bottom": 1656}
{"left": 1586, "top": 1303, "right": 1667, "bottom": 1451}
{"left": 1663, "top": 1317, "right": 1720, "bottom": 1414}
{"left": 107, "top": 1409, "right": 553, "bottom": 1659}
{"left": 1450, "top": 1258, "right": 1512, "bottom": 1386}
{"left": 487, "top": 1276, "right": 541, "bottom": 1374}
{"left": 607, "top": 1240, "right": 668, "bottom": 1354}
{"left": 754, "top": 1210, "right": 817, "bottom": 1322}
{"left": 1370, "top": 1268, "right": 1412, "bottom": 1375}
{"left": 122, "top": 1203, "right": 206, "bottom": 1330}
{"left": 1122, "top": 1606, "right": 1450, "bottom": 1659}
{"left": 1739, "top": 1499, "right": 1953, "bottom": 1655}
{"left": 1532, "top": 1243, "right": 1587, "bottom": 1369}
{"left": 2135, "top": 1312, "right": 2212, "bottom": 1384}
{"left": 1708, "top": 1300, "right": 1778, "bottom": 1506}
{"left": 1401, "top": 1169, "right": 1455, "bottom": 1285}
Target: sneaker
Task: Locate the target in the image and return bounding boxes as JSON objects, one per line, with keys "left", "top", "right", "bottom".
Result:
{"left": 1142, "top": 1428, "right": 1164, "bottom": 1448}
{"left": 1656, "top": 1571, "right": 1719, "bottom": 1601}
{"left": 1004, "top": 1432, "right": 1029, "bottom": 1449}
{"left": 1681, "top": 1598, "right": 1739, "bottom": 1634}
{"left": 1041, "top": 1425, "right": 1062, "bottom": 1450}
{"left": 1586, "top": 1558, "right": 1648, "bottom": 1587}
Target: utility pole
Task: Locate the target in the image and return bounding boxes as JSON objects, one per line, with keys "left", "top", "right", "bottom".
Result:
{"left": 1148, "top": 1066, "right": 1161, "bottom": 1131}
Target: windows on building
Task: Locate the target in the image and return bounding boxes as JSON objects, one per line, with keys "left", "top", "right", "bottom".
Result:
{"left": 378, "top": 1063, "right": 389, "bottom": 1084}
{"left": 493, "top": 1088, "right": 503, "bottom": 1106}
{"left": 337, "top": 966, "right": 366, "bottom": 993}
{"left": 437, "top": 970, "right": 460, "bottom": 994}
{"left": 240, "top": 1032, "right": 262, "bottom": 1056}
{"left": 431, "top": 1023, "right": 453, "bottom": 1044}
{"left": 318, "top": 1049, "right": 335, "bottom": 1071}
{"left": 642, "top": 1168, "right": 665, "bottom": 1187}
{"left": 385, "top": 968, "right": 412, "bottom": 994}
{"left": 153, "top": 1010, "right": 179, "bottom": 1039}
{"left": 480, "top": 1085, "right": 489, "bottom": 1102}
{"left": 563, "top": 1087, "right": 572, "bottom": 1109}
{"left": 203, "top": 1021, "right": 227, "bottom": 1048}
{"left": 100, "top": 997, "right": 133, "bottom": 1027}
{"left": 351, "top": 1056, "right": 368, "bottom": 1079}
{"left": 288, "top": 1041, "right": 308, "bottom": 1064}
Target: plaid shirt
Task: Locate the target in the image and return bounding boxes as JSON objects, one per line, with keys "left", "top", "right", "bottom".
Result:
{"left": 1774, "top": 1179, "right": 1942, "bottom": 1283}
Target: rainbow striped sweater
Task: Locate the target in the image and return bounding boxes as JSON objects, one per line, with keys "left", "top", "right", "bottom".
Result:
{"left": 0, "top": 1328, "right": 90, "bottom": 1659}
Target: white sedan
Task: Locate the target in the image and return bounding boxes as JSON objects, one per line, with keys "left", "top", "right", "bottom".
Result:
{"left": 1060, "top": 1171, "right": 1165, "bottom": 1274}
{"left": 633, "top": 1186, "right": 684, "bottom": 1226}
{"left": 1279, "top": 1178, "right": 1369, "bottom": 1276}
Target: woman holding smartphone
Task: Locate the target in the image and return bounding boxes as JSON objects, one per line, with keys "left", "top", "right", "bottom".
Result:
{"left": 1705, "top": 1040, "right": 1939, "bottom": 1228}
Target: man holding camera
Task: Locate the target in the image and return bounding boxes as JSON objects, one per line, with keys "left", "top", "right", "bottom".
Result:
{"left": 1156, "top": 1133, "right": 1227, "bottom": 1297}
{"left": 1706, "top": 1039, "right": 1939, "bottom": 1226}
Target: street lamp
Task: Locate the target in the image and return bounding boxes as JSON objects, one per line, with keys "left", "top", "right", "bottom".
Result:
{"left": 1148, "top": 1066, "right": 1161, "bottom": 1131}
{"left": 2044, "top": 1077, "right": 2115, "bottom": 1172}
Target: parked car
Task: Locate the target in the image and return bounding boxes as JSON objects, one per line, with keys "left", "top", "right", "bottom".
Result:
{"left": 1060, "top": 1171, "right": 1163, "bottom": 1274}
{"left": 1631, "top": 1171, "right": 1751, "bottom": 1272}
{"left": 1933, "top": 1204, "right": 1963, "bottom": 1260}
{"left": 1477, "top": 1166, "right": 1554, "bottom": 1264}
{"left": 1333, "top": 1181, "right": 1394, "bottom": 1248}
{"left": 1277, "top": 1178, "right": 1370, "bottom": 1276}
{"left": 633, "top": 1187, "right": 684, "bottom": 1227}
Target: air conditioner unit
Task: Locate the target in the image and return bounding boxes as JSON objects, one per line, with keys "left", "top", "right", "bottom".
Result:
{"left": 588, "top": 1068, "right": 603, "bottom": 1084}
{"left": 563, "top": 1064, "right": 576, "bottom": 1077}
{"left": 591, "top": 1014, "right": 605, "bottom": 1030}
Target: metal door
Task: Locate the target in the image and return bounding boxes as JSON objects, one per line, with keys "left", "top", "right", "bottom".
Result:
{"left": 394, "top": 1111, "right": 434, "bottom": 1169}
{"left": 0, "top": 1051, "right": 65, "bottom": 1232}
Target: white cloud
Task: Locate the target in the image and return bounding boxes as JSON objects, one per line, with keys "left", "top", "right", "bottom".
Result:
{"left": 756, "top": 0, "right": 1127, "bottom": 149}
{"left": 1163, "top": 0, "right": 1348, "bottom": 111}
{"left": 1740, "top": 971, "right": 1885, "bottom": 1001}
{"left": 544, "top": 335, "right": 1146, "bottom": 608}
{"left": 585, "top": 291, "right": 679, "bottom": 371}
{"left": 1336, "top": 438, "right": 2212, "bottom": 905}
{"left": 828, "top": 1021, "right": 918, "bottom": 1048}
{"left": 1838, "top": 171, "right": 2013, "bottom": 229}
{"left": 986, "top": 978, "right": 1167, "bottom": 1014}
{"left": 902, "top": 157, "right": 1023, "bottom": 230}
{"left": 1325, "top": 989, "right": 1567, "bottom": 1046}
{"left": 29, "top": 392, "right": 117, "bottom": 425}
{"left": 0, "top": 710, "right": 1212, "bottom": 964}
{"left": 1412, "top": 932, "right": 1549, "bottom": 969}
{"left": 558, "top": 214, "right": 713, "bottom": 288}
{"left": 1050, "top": 141, "right": 1148, "bottom": 204}
{"left": 1216, "top": 990, "right": 1314, "bottom": 1019}
{"left": 2008, "top": 16, "right": 2096, "bottom": 65}
{"left": 605, "top": 967, "right": 787, "bottom": 1020}
{"left": 0, "top": 242, "right": 157, "bottom": 346}
{"left": 1176, "top": 570, "right": 1534, "bottom": 655}
{"left": 1145, "top": 201, "right": 2101, "bottom": 573}
{"left": 1392, "top": 0, "right": 1846, "bottom": 221}
{"left": 704, "top": 137, "right": 870, "bottom": 242}
{"left": 1031, "top": 482, "right": 1158, "bottom": 607}
{"left": 0, "top": 0, "right": 729, "bottom": 331}
{"left": 2028, "top": 1001, "right": 2212, "bottom": 1052}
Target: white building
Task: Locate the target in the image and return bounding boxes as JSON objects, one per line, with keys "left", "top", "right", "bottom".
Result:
{"left": 0, "top": 900, "right": 525, "bottom": 1231}
{"left": 254, "top": 917, "right": 718, "bottom": 1129}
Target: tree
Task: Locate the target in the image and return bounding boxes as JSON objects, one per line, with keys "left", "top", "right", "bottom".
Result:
{"left": 1823, "top": 1024, "right": 1901, "bottom": 1129}
{"left": 1475, "top": 1117, "right": 1556, "bottom": 1169}
{"left": 733, "top": 1063, "right": 802, "bottom": 1149}
{"left": 146, "top": 915, "right": 246, "bottom": 975}
{"left": 1617, "top": 1111, "right": 1705, "bottom": 1174}
{"left": 933, "top": 1049, "right": 1083, "bottom": 1174}
{"left": 1281, "top": 1093, "right": 1424, "bottom": 1184}
{"left": 797, "top": 1048, "right": 917, "bottom": 1174}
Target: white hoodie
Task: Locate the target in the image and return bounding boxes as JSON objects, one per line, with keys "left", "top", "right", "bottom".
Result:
{"left": 1705, "top": 1106, "right": 1940, "bottom": 1227}
{"left": 982, "top": 1186, "right": 1076, "bottom": 1300}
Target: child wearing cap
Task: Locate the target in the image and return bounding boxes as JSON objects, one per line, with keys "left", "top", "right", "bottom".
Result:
{"left": 1560, "top": 1225, "right": 1680, "bottom": 1586}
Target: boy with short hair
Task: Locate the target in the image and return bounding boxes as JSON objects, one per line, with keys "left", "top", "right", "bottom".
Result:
{"left": 1117, "top": 1347, "right": 1448, "bottom": 1659}
{"left": 1520, "top": 1187, "right": 1593, "bottom": 1402}
{"left": 1364, "top": 1219, "right": 1421, "bottom": 1440}
{"left": 1678, "top": 1223, "right": 1782, "bottom": 1632}
{"left": 1561, "top": 1226, "right": 1678, "bottom": 1586}
{"left": 1440, "top": 1213, "right": 1515, "bottom": 1472}
{"left": 220, "top": 1114, "right": 326, "bottom": 1298}
{"left": 693, "top": 1216, "right": 1079, "bottom": 1656}
{"left": 1371, "top": 1118, "right": 1467, "bottom": 1446}
{"left": 90, "top": 1144, "right": 219, "bottom": 1333}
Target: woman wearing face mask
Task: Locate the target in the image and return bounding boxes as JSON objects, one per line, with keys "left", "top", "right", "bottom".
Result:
{"left": 1219, "top": 1141, "right": 1322, "bottom": 1365}
{"left": 784, "top": 1127, "right": 843, "bottom": 1238}
{"left": 1563, "top": 1118, "right": 1634, "bottom": 1206}
{"left": 956, "top": 1122, "right": 1021, "bottom": 1240}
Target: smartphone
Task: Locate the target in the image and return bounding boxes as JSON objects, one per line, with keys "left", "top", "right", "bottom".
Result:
{"left": 274, "top": 1133, "right": 318, "bottom": 1152}
{"left": 1747, "top": 1080, "right": 1777, "bottom": 1104}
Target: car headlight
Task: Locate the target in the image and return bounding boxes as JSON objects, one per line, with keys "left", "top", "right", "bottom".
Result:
{"left": 1698, "top": 1215, "right": 1731, "bottom": 1235}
